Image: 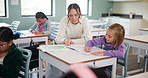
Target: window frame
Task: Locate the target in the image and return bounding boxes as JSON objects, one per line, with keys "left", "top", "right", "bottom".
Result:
{"left": 0, "top": 0, "right": 7, "bottom": 17}
{"left": 21, "top": 0, "right": 53, "bottom": 17}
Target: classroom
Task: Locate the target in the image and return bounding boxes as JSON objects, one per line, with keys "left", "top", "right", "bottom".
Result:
{"left": 0, "top": 0, "right": 148, "bottom": 78}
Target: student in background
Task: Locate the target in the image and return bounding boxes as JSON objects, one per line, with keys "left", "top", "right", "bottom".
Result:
{"left": 0, "top": 27, "right": 23, "bottom": 78}
{"left": 84, "top": 23, "right": 125, "bottom": 58}
{"left": 29, "top": 12, "right": 51, "bottom": 35}
{"left": 56, "top": 3, "right": 92, "bottom": 46}
{"left": 61, "top": 63, "right": 110, "bottom": 78}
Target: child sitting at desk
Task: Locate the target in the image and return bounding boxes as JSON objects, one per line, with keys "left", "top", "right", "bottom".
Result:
{"left": 84, "top": 23, "right": 125, "bottom": 58}
{"left": 0, "top": 27, "right": 23, "bottom": 78}
{"left": 29, "top": 12, "right": 51, "bottom": 35}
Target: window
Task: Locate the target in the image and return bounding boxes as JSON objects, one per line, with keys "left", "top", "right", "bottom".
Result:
{"left": 21, "top": 0, "right": 52, "bottom": 16}
{"left": 66, "top": 0, "right": 90, "bottom": 15}
{"left": 0, "top": 0, "right": 6, "bottom": 17}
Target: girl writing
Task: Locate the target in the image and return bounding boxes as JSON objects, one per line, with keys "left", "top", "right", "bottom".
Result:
{"left": 84, "top": 23, "right": 125, "bottom": 58}
{"left": 29, "top": 12, "right": 51, "bottom": 35}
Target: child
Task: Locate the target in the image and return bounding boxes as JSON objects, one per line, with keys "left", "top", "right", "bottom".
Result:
{"left": 29, "top": 12, "right": 51, "bottom": 35}
{"left": 84, "top": 23, "right": 125, "bottom": 58}
{"left": 0, "top": 27, "right": 23, "bottom": 78}
{"left": 61, "top": 63, "right": 110, "bottom": 78}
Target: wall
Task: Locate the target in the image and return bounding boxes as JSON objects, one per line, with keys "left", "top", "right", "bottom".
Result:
{"left": 0, "top": 0, "right": 112, "bottom": 30}
{"left": 112, "top": 0, "right": 148, "bottom": 28}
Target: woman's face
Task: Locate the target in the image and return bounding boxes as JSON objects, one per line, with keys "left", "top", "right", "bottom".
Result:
{"left": 36, "top": 18, "right": 45, "bottom": 24}
{"left": 0, "top": 41, "right": 10, "bottom": 53}
{"left": 105, "top": 29, "right": 115, "bottom": 44}
{"left": 68, "top": 9, "right": 80, "bottom": 24}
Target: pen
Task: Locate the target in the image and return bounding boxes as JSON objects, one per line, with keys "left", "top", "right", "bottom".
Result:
{"left": 84, "top": 36, "right": 87, "bottom": 43}
{"left": 67, "top": 47, "right": 79, "bottom": 52}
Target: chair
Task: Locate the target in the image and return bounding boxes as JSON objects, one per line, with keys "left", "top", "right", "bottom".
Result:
{"left": 117, "top": 42, "right": 130, "bottom": 77}
{"left": 11, "top": 21, "right": 20, "bottom": 31}
{"left": 143, "top": 55, "right": 148, "bottom": 72}
{"left": 18, "top": 48, "right": 32, "bottom": 78}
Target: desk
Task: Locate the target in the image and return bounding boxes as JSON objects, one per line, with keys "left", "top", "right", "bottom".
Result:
{"left": 0, "top": 23, "right": 12, "bottom": 27}
{"left": 124, "top": 35, "right": 148, "bottom": 74}
{"left": 139, "top": 28, "right": 148, "bottom": 35}
{"left": 14, "top": 30, "right": 49, "bottom": 46}
{"left": 126, "top": 72, "right": 148, "bottom": 78}
{"left": 38, "top": 39, "right": 117, "bottom": 78}
{"left": 91, "top": 28, "right": 106, "bottom": 37}
{"left": 89, "top": 20, "right": 107, "bottom": 26}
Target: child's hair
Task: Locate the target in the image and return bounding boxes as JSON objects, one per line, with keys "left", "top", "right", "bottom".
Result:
{"left": 108, "top": 23, "right": 125, "bottom": 47}
{"left": 0, "top": 27, "right": 20, "bottom": 42}
{"left": 67, "top": 3, "right": 81, "bottom": 17}
{"left": 35, "top": 12, "right": 48, "bottom": 20}
{"left": 61, "top": 63, "right": 110, "bottom": 78}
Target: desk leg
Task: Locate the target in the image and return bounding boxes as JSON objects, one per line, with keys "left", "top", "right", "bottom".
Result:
{"left": 112, "top": 58, "right": 117, "bottom": 78}
{"left": 39, "top": 52, "right": 43, "bottom": 78}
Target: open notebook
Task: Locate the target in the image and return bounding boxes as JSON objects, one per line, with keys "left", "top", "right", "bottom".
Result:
{"left": 69, "top": 44, "right": 105, "bottom": 55}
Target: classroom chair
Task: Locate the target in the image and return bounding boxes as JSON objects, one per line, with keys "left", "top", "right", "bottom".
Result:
{"left": 18, "top": 48, "right": 32, "bottom": 78}
{"left": 11, "top": 21, "right": 20, "bottom": 31}
{"left": 143, "top": 54, "right": 148, "bottom": 72}
{"left": 117, "top": 42, "right": 130, "bottom": 77}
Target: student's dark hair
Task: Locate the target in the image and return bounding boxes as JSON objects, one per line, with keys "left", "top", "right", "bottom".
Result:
{"left": 67, "top": 3, "right": 81, "bottom": 17}
{"left": 61, "top": 68, "right": 110, "bottom": 78}
{"left": 0, "top": 27, "right": 20, "bottom": 42}
{"left": 35, "top": 12, "right": 48, "bottom": 20}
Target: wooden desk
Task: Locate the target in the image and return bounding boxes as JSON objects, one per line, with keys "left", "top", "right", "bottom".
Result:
{"left": 139, "top": 28, "right": 148, "bottom": 35}
{"left": 91, "top": 28, "right": 106, "bottom": 37}
{"left": 126, "top": 72, "right": 148, "bottom": 78}
{"left": 14, "top": 30, "right": 49, "bottom": 46}
{"left": 124, "top": 35, "right": 148, "bottom": 50}
{"left": 38, "top": 39, "right": 117, "bottom": 78}
{"left": 124, "top": 35, "right": 148, "bottom": 74}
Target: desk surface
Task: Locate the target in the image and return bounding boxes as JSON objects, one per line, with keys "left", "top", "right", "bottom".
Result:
{"left": 89, "top": 20, "right": 106, "bottom": 26}
{"left": 126, "top": 72, "right": 148, "bottom": 78}
{"left": 0, "top": 23, "right": 12, "bottom": 27}
{"left": 125, "top": 35, "right": 148, "bottom": 43}
{"left": 139, "top": 28, "right": 148, "bottom": 31}
{"left": 16, "top": 30, "right": 49, "bottom": 38}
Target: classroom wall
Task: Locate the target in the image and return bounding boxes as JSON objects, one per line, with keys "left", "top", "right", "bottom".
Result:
{"left": 0, "top": 0, "right": 112, "bottom": 30}
{"left": 112, "top": 0, "right": 148, "bottom": 28}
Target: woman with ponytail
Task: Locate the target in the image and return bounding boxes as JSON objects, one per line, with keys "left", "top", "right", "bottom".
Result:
{"left": 0, "top": 27, "right": 23, "bottom": 78}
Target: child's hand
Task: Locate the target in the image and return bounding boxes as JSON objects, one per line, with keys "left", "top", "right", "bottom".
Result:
{"left": 91, "top": 52, "right": 104, "bottom": 56}
{"left": 64, "top": 38, "right": 74, "bottom": 46}
{"left": 84, "top": 46, "right": 90, "bottom": 52}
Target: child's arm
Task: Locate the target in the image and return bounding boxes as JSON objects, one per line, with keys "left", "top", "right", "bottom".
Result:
{"left": 104, "top": 43, "right": 125, "bottom": 58}
{"left": 84, "top": 46, "right": 91, "bottom": 52}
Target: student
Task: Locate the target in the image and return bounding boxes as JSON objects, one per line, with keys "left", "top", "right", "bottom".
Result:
{"left": 61, "top": 63, "right": 110, "bottom": 78}
{"left": 84, "top": 23, "right": 125, "bottom": 58}
{"left": 29, "top": 12, "right": 51, "bottom": 35}
{"left": 0, "top": 27, "right": 23, "bottom": 78}
{"left": 56, "top": 3, "right": 92, "bottom": 46}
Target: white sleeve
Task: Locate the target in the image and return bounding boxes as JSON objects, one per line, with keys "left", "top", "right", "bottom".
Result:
{"left": 81, "top": 17, "right": 92, "bottom": 40}
{"left": 56, "top": 17, "right": 67, "bottom": 43}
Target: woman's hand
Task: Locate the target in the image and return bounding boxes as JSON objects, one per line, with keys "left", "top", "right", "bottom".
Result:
{"left": 84, "top": 46, "right": 90, "bottom": 52}
{"left": 91, "top": 52, "right": 104, "bottom": 56}
{"left": 64, "top": 38, "right": 74, "bottom": 46}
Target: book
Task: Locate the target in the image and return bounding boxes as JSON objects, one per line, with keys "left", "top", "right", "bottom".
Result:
{"left": 39, "top": 45, "right": 68, "bottom": 52}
